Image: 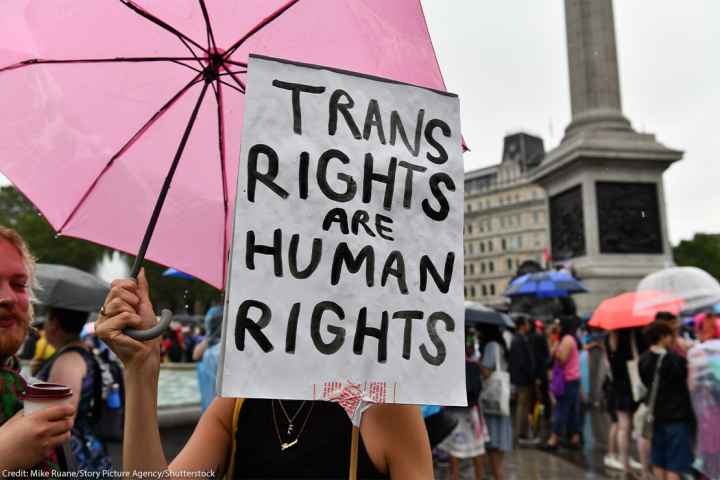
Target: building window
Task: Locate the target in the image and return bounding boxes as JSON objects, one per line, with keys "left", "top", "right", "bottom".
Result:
{"left": 469, "top": 243, "right": 473, "bottom": 254}
{"left": 471, "top": 286, "right": 476, "bottom": 297}
{"left": 467, "top": 203, "right": 472, "bottom": 212}
{"left": 470, "top": 264, "right": 475, "bottom": 275}
{"left": 481, "top": 262, "right": 486, "bottom": 274}
{"left": 480, "top": 242, "right": 485, "bottom": 253}
{"left": 500, "top": 216, "right": 506, "bottom": 228}
{"left": 533, "top": 211, "right": 539, "bottom": 224}
{"left": 468, "top": 224, "right": 473, "bottom": 234}
{"left": 507, "top": 258, "right": 513, "bottom": 270}
{"left": 501, "top": 238, "right": 507, "bottom": 251}
{"left": 487, "top": 221, "right": 492, "bottom": 232}
{"left": 490, "top": 284, "right": 496, "bottom": 295}
{"left": 464, "top": 286, "right": 468, "bottom": 297}
{"left": 517, "top": 236, "right": 523, "bottom": 248}
{"left": 488, "top": 241, "right": 494, "bottom": 252}
{"left": 489, "top": 262, "right": 494, "bottom": 273}
{"left": 464, "top": 264, "right": 467, "bottom": 275}
{"left": 479, "top": 223, "right": 484, "bottom": 233}
{"left": 482, "top": 285, "right": 487, "bottom": 296}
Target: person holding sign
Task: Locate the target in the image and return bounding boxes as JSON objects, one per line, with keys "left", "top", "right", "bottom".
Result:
{"left": 98, "top": 55, "right": 463, "bottom": 479}
{"left": 96, "top": 273, "right": 433, "bottom": 478}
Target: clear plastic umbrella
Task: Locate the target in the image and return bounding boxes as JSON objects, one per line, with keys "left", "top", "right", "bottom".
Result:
{"left": 635, "top": 267, "right": 720, "bottom": 315}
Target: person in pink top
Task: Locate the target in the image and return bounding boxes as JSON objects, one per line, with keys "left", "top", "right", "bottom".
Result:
{"left": 542, "top": 316, "right": 582, "bottom": 450}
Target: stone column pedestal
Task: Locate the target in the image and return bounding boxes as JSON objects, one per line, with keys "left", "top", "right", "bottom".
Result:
{"left": 531, "top": 129, "right": 682, "bottom": 314}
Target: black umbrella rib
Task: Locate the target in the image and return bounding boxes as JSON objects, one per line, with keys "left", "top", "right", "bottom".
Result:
{"left": 129, "top": 81, "right": 212, "bottom": 278}
{"left": 221, "top": 65, "right": 245, "bottom": 92}
{"left": 224, "top": 60, "right": 248, "bottom": 68}
{"left": 0, "top": 56, "right": 204, "bottom": 74}
{"left": 58, "top": 73, "right": 204, "bottom": 235}
{"left": 216, "top": 79, "right": 245, "bottom": 95}
{"left": 223, "top": 0, "right": 301, "bottom": 59}
{"left": 197, "top": 0, "right": 218, "bottom": 52}
{"left": 119, "top": 0, "right": 207, "bottom": 62}
{"left": 219, "top": 70, "right": 247, "bottom": 76}
{"left": 212, "top": 80, "right": 230, "bottom": 284}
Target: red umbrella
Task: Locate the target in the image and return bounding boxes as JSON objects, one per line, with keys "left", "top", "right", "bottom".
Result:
{"left": 589, "top": 291, "right": 684, "bottom": 330}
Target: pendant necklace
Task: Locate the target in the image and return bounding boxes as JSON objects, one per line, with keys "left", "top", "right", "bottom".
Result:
{"left": 272, "top": 400, "right": 314, "bottom": 452}
{"left": 277, "top": 400, "right": 306, "bottom": 436}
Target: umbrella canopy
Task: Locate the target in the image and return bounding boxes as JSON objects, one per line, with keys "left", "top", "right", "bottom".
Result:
{"left": 464, "top": 301, "right": 514, "bottom": 329}
{"left": 588, "top": 290, "right": 684, "bottom": 330}
{"left": 0, "top": 0, "right": 451, "bottom": 289}
{"left": 162, "top": 268, "right": 194, "bottom": 280}
{"left": 636, "top": 267, "right": 720, "bottom": 315}
{"left": 34, "top": 263, "right": 110, "bottom": 313}
{"left": 504, "top": 270, "right": 588, "bottom": 298}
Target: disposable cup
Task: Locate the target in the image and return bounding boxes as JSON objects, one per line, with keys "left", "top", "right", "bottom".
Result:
{"left": 22, "top": 383, "right": 73, "bottom": 415}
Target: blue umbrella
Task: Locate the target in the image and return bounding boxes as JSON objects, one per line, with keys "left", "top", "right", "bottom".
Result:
{"left": 162, "top": 268, "right": 194, "bottom": 280}
{"left": 504, "top": 270, "right": 588, "bottom": 298}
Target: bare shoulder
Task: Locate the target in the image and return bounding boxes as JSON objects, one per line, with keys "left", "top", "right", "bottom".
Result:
{"left": 51, "top": 351, "right": 87, "bottom": 375}
{"left": 361, "top": 404, "right": 432, "bottom": 479}
{"left": 168, "top": 397, "right": 238, "bottom": 473}
{"left": 207, "top": 397, "right": 238, "bottom": 433}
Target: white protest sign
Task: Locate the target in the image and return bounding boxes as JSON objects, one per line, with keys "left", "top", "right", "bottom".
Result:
{"left": 219, "top": 55, "right": 465, "bottom": 409}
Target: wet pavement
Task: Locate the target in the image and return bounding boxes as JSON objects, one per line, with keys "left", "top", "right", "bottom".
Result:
{"left": 434, "top": 447, "right": 610, "bottom": 480}
{"left": 433, "top": 406, "right": 632, "bottom": 479}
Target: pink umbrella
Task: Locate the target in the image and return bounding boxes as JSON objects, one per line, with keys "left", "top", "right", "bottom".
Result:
{"left": 0, "top": 0, "right": 450, "bottom": 293}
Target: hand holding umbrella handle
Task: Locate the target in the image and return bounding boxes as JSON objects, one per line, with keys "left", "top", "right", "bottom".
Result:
{"left": 121, "top": 83, "right": 211, "bottom": 342}
{"left": 124, "top": 308, "right": 173, "bottom": 341}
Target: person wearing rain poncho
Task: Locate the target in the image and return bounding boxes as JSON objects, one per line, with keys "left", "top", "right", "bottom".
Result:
{"left": 688, "top": 335, "right": 720, "bottom": 480}
{"left": 194, "top": 305, "right": 223, "bottom": 413}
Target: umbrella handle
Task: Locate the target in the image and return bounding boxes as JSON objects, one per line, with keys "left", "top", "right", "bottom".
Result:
{"left": 124, "top": 308, "right": 173, "bottom": 341}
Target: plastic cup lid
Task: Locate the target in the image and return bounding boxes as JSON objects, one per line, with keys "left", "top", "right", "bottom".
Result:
{"left": 22, "top": 382, "right": 72, "bottom": 400}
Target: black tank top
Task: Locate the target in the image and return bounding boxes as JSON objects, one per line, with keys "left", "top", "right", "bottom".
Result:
{"left": 233, "top": 399, "right": 388, "bottom": 479}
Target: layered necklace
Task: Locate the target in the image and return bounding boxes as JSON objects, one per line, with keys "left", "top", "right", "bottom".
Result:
{"left": 271, "top": 400, "right": 314, "bottom": 451}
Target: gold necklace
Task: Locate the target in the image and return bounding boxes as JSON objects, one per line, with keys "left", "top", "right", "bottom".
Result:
{"left": 271, "top": 400, "right": 314, "bottom": 451}
{"left": 277, "top": 400, "right": 306, "bottom": 436}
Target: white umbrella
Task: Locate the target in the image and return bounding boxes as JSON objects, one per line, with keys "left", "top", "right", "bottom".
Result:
{"left": 636, "top": 267, "right": 720, "bottom": 315}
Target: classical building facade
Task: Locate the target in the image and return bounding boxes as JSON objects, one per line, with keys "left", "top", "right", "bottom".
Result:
{"left": 464, "top": 132, "right": 549, "bottom": 307}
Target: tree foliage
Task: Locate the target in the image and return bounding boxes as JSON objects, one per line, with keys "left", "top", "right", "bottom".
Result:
{"left": 673, "top": 233, "right": 720, "bottom": 281}
{"left": 0, "top": 186, "right": 107, "bottom": 271}
{"left": 0, "top": 185, "right": 221, "bottom": 313}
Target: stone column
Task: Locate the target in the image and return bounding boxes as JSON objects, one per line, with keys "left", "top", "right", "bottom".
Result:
{"left": 564, "top": 0, "right": 632, "bottom": 137}
{"left": 531, "top": 0, "right": 683, "bottom": 314}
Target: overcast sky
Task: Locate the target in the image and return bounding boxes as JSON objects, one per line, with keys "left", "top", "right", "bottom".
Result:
{"left": 421, "top": 0, "right": 720, "bottom": 244}
{"left": 1, "top": 1, "right": 717, "bottom": 244}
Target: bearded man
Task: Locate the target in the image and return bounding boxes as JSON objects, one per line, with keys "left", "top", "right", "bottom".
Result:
{"left": 0, "top": 225, "right": 75, "bottom": 472}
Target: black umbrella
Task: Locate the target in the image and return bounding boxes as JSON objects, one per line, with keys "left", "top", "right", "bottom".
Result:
{"left": 464, "top": 301, "right": 514, "bottom": 329}
{"left": 34, "top": 264, "right": 110, "bottom": 313}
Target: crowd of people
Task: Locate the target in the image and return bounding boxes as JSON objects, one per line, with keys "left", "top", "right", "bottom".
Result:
{"left": 432, "top": 306, "right": 720, "bottom": 480}
{"left": 2, "top": 223, "right": 720, "bottom": 479}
